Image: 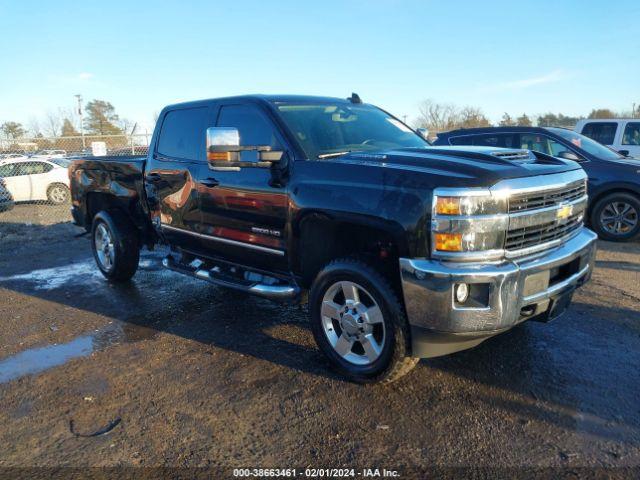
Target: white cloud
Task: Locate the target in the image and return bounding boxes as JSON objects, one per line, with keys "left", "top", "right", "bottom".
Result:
{"left": 78, "top": 72, "right": 94, "bottom": 81}
{"left": 479, "top": 70, "right": 570, "bottom": 93}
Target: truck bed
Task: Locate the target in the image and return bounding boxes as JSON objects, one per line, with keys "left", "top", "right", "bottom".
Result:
{"left": 69, "top": 155, "right": 149, "bottom": 231}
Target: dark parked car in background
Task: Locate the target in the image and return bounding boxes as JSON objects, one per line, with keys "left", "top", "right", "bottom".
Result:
{"left": 434, "top": 126, "right": 640, "bottom": 241}
{"left": 0, "top": 178, "right": 14, "bottom": 212}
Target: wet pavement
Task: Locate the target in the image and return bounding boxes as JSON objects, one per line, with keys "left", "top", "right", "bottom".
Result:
{"left": 0, "top": 204, "right": 639, "bottom": 475}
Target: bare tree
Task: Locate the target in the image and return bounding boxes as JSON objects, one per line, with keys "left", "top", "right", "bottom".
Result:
{"left": 516, "top": 114, "right": 532, "bottom": 126}
{"left": 499, "top": 113, "right": 516, "bottom": 126}
{"left": 458, "top": 106, "right": 491, "bottom": 129}
{"left": 416, "top": 100, "right": 492, "bottom": 133}
{"left": 43, "top": 108, "right": 73, "bottom": 137}
{"left": 27, "top": 116, "right": 42, "bottom": 137}
{"left": 588, "top": 108, "right": 616, "bottom": 119}
{"left": 415, "top": 100, "right": 460, "bottom": 133}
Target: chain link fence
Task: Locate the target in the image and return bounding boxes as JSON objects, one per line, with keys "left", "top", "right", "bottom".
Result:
{"left": 0, "top": 134, "right": 151, "bottom": 243}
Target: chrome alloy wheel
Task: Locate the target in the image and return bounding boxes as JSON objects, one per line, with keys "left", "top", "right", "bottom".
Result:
{"left": 49, "top": 185, "right": 68, "bottom": 203}
{"left": 320, "top": 281, "right": 386, "bottom": 366}
{"left": 94, "top": 223, "right": 115, "bottom": 271}
{"left": 600, "top": 201, "right": 638, "bottom": 235}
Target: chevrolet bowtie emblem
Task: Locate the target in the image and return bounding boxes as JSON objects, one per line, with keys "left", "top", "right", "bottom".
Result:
{"left": 557, "top": 204, "right": 573, "bottom": 220}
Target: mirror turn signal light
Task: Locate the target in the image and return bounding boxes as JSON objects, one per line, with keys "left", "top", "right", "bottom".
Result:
{"left": 208, "top": 151, "right": 232, "bottom": 161}
{"left": 435, "top": 233, "right": 463, "bottom": 252}
{"left": 435, "top": 197, "right": 461, "bottom": 215}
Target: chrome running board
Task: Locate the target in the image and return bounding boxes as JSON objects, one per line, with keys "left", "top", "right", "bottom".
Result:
{"left": 162, "top": 255, "right": 300, "bottom": 302}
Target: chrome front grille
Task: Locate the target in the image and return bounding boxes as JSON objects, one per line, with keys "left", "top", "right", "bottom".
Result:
{"left": 508, "top": 180, "right": 587, "bottom": 214}
{"left": 505, "top": 212, "right": 583, "bottom": 251}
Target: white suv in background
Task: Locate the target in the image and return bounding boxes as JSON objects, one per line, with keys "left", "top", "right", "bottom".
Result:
{"left": 0, "top": 158, "right": 70, "bottom": 204}
{"left": 575, "top": 119, "right": 640, "bottom": 158}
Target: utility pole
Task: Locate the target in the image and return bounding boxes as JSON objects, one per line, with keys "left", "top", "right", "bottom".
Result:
{"left": 74, "top": 94, "right": 85, "bottom": 150}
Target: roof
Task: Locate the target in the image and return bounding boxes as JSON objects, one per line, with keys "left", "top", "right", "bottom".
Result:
{"left": 163, "top": 94, "right": 355, "bottom": 111}
{"left": 437, "top": 126, "right": 574, "bottom": 137}
{"left": 0, "top": 157, "right": 57, "bottom": 165}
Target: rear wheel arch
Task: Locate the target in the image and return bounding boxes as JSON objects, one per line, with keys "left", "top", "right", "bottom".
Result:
{"left": 85, "top": 192, "right": 155, "bottom": 247}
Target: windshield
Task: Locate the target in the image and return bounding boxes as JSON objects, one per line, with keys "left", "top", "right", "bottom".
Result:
{"left": 546, "top": 127, "right": 625, "bottom": 161}
{"left": 276, "top": 103, "right": 427, "bottom": 159}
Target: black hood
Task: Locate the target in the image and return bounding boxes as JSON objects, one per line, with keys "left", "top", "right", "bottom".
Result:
{"left": 339, "top": 146, "right": 582, "bottom": 187}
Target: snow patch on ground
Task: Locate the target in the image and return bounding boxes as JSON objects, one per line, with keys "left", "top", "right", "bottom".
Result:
{"left": 0, "top": 261, "right": 103, "bottom": 290}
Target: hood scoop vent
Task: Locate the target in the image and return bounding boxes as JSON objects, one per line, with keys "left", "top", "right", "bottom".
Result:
{"left": 490, "top": 150, "right": 536, "bottom": 163}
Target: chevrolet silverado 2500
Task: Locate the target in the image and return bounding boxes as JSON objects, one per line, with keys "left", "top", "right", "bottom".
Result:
{"left": 69, "top": 94, "right": 597, "bottom": 383}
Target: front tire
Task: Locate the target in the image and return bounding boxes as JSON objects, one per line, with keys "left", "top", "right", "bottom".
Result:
{"left": 91, "top": 210, "right": 140, "bottom": 282}
{"left": 590, "top": 192, "right": 640, "bottom": 242}
{"left": 309, "top": 258, "right": 419, "bottom": 384}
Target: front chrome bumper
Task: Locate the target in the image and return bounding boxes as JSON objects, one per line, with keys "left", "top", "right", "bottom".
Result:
{"left": 399, "top": 228, "right": 597, "bottom": 358}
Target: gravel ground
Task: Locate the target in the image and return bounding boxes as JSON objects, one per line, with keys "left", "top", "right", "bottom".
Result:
{"left": 0, "top": 204, "right": 639, "bottom": 478}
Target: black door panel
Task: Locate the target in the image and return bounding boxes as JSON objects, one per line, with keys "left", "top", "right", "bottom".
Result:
{"left": 198, "top": 103, "right": 290, "bottom": 272}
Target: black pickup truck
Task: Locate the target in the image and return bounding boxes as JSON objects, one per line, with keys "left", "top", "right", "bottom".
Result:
{"left": 70, "top": 94, "right": 597, "bottom": 384}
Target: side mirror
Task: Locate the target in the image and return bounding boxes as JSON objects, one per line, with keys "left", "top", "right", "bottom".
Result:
{"left": 416, "top": 127, "right": 429, "bottom": 140}
{"left": 618, "top": 149, "right": 630, "bottom": 157}
{"left": 206, "top": 127, "right": 283, "bottom": 167}
{"left": 558, "top": 151, "right": 581, "bottom": 162}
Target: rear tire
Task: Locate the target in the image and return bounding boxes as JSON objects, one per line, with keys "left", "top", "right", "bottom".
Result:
{"left": 91, "top": 210, "right": 140, "bottom": 282}
{"left": 309, "top": 258, "right": 419, "bottom": 384}
{"left": 590, "top": 192, "right": 640, "bottom": 242}
{"left": 47, "top": 184, "right": 70, "bottom": 204}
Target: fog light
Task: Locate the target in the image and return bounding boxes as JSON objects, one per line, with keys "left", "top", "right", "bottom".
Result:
{"left": 455, "top": 283, "right": 469, "bottom": 303}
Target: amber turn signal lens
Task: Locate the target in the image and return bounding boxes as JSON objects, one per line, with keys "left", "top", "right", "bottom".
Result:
{"left": 208, "top": 151, "right": 230, "bottom": 161}
{"left": 436, "top": 197, "right": 461, "bottom": 215}
{"left": 435, "top": 233, "right": 463, "bottom": 252}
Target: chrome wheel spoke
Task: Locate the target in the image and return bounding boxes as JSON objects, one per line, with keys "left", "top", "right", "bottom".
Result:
{"left": 334, "top": 334, "right": 353, "bottom": 357}
{"left": 320, "top": 279, "right": 386, "bottom": 366}
{"left": 361, "top": 334, "right": 382, "bottom": 361}
{"left": 363, "top": 305, "right": 384, "bottom": 324}
{"left": 341, "top": 281, "right": 360, "bottom": 303}
{"left": 321, "top": 300, "right": 342, "bottom": 320}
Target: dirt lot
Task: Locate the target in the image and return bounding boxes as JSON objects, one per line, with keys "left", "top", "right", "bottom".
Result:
{"left": 0, "top": 204, "right": 639, "bottom": 477}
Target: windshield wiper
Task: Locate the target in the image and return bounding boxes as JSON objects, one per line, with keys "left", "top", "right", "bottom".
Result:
{"left": 318, "top": 151, "right": 352, "bottom": 159}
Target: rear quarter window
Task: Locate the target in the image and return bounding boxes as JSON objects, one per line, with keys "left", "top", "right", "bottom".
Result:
{"left": 580, "top": 122, "right": 617, "bottom": 145}
{"left": 622, "top": 122, "right": 640, "bottom": 145}
{"left": 156, "top": 107, "right": 208, "bottom": 161}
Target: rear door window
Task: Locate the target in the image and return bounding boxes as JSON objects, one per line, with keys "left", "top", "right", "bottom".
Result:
{"left": 580, "top": 122, "right": 617, "bottom": 145}
{"left": 30, "top": 162, "right": 53, "bottom": 174}
{"left": 0, "top": 164, "right": 16, "bottom": 177}
{"left": 622, "top": 122, "right": 640, "bottom": 145}
{"left": 157, "top": 107, "right": 208, "bottom": 161}
{"left": 450, "top": 133, "right": 515, "bottom": 148}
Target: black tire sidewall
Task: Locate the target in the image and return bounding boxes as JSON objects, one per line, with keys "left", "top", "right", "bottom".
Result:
{"left": 309, "top": 260, "right": 406, "bottom": 381}
{"left": 591, "top": 193, "right": 640, "bottom": 242}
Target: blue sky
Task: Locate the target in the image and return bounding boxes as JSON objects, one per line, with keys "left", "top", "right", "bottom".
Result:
{"left": 1, "top": 0, "right": 638, "bottom": 132}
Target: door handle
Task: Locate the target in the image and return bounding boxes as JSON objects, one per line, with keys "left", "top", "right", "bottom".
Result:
{"left": 200, "top": 177, "right": 220, "bottom": 188}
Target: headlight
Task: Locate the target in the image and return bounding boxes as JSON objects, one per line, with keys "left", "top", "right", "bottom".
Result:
{"left": 432, "top": 190, "right": 508, "bottom": 260}
{"left": 435, "top": 194, "right": 505, "bottom": 216}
